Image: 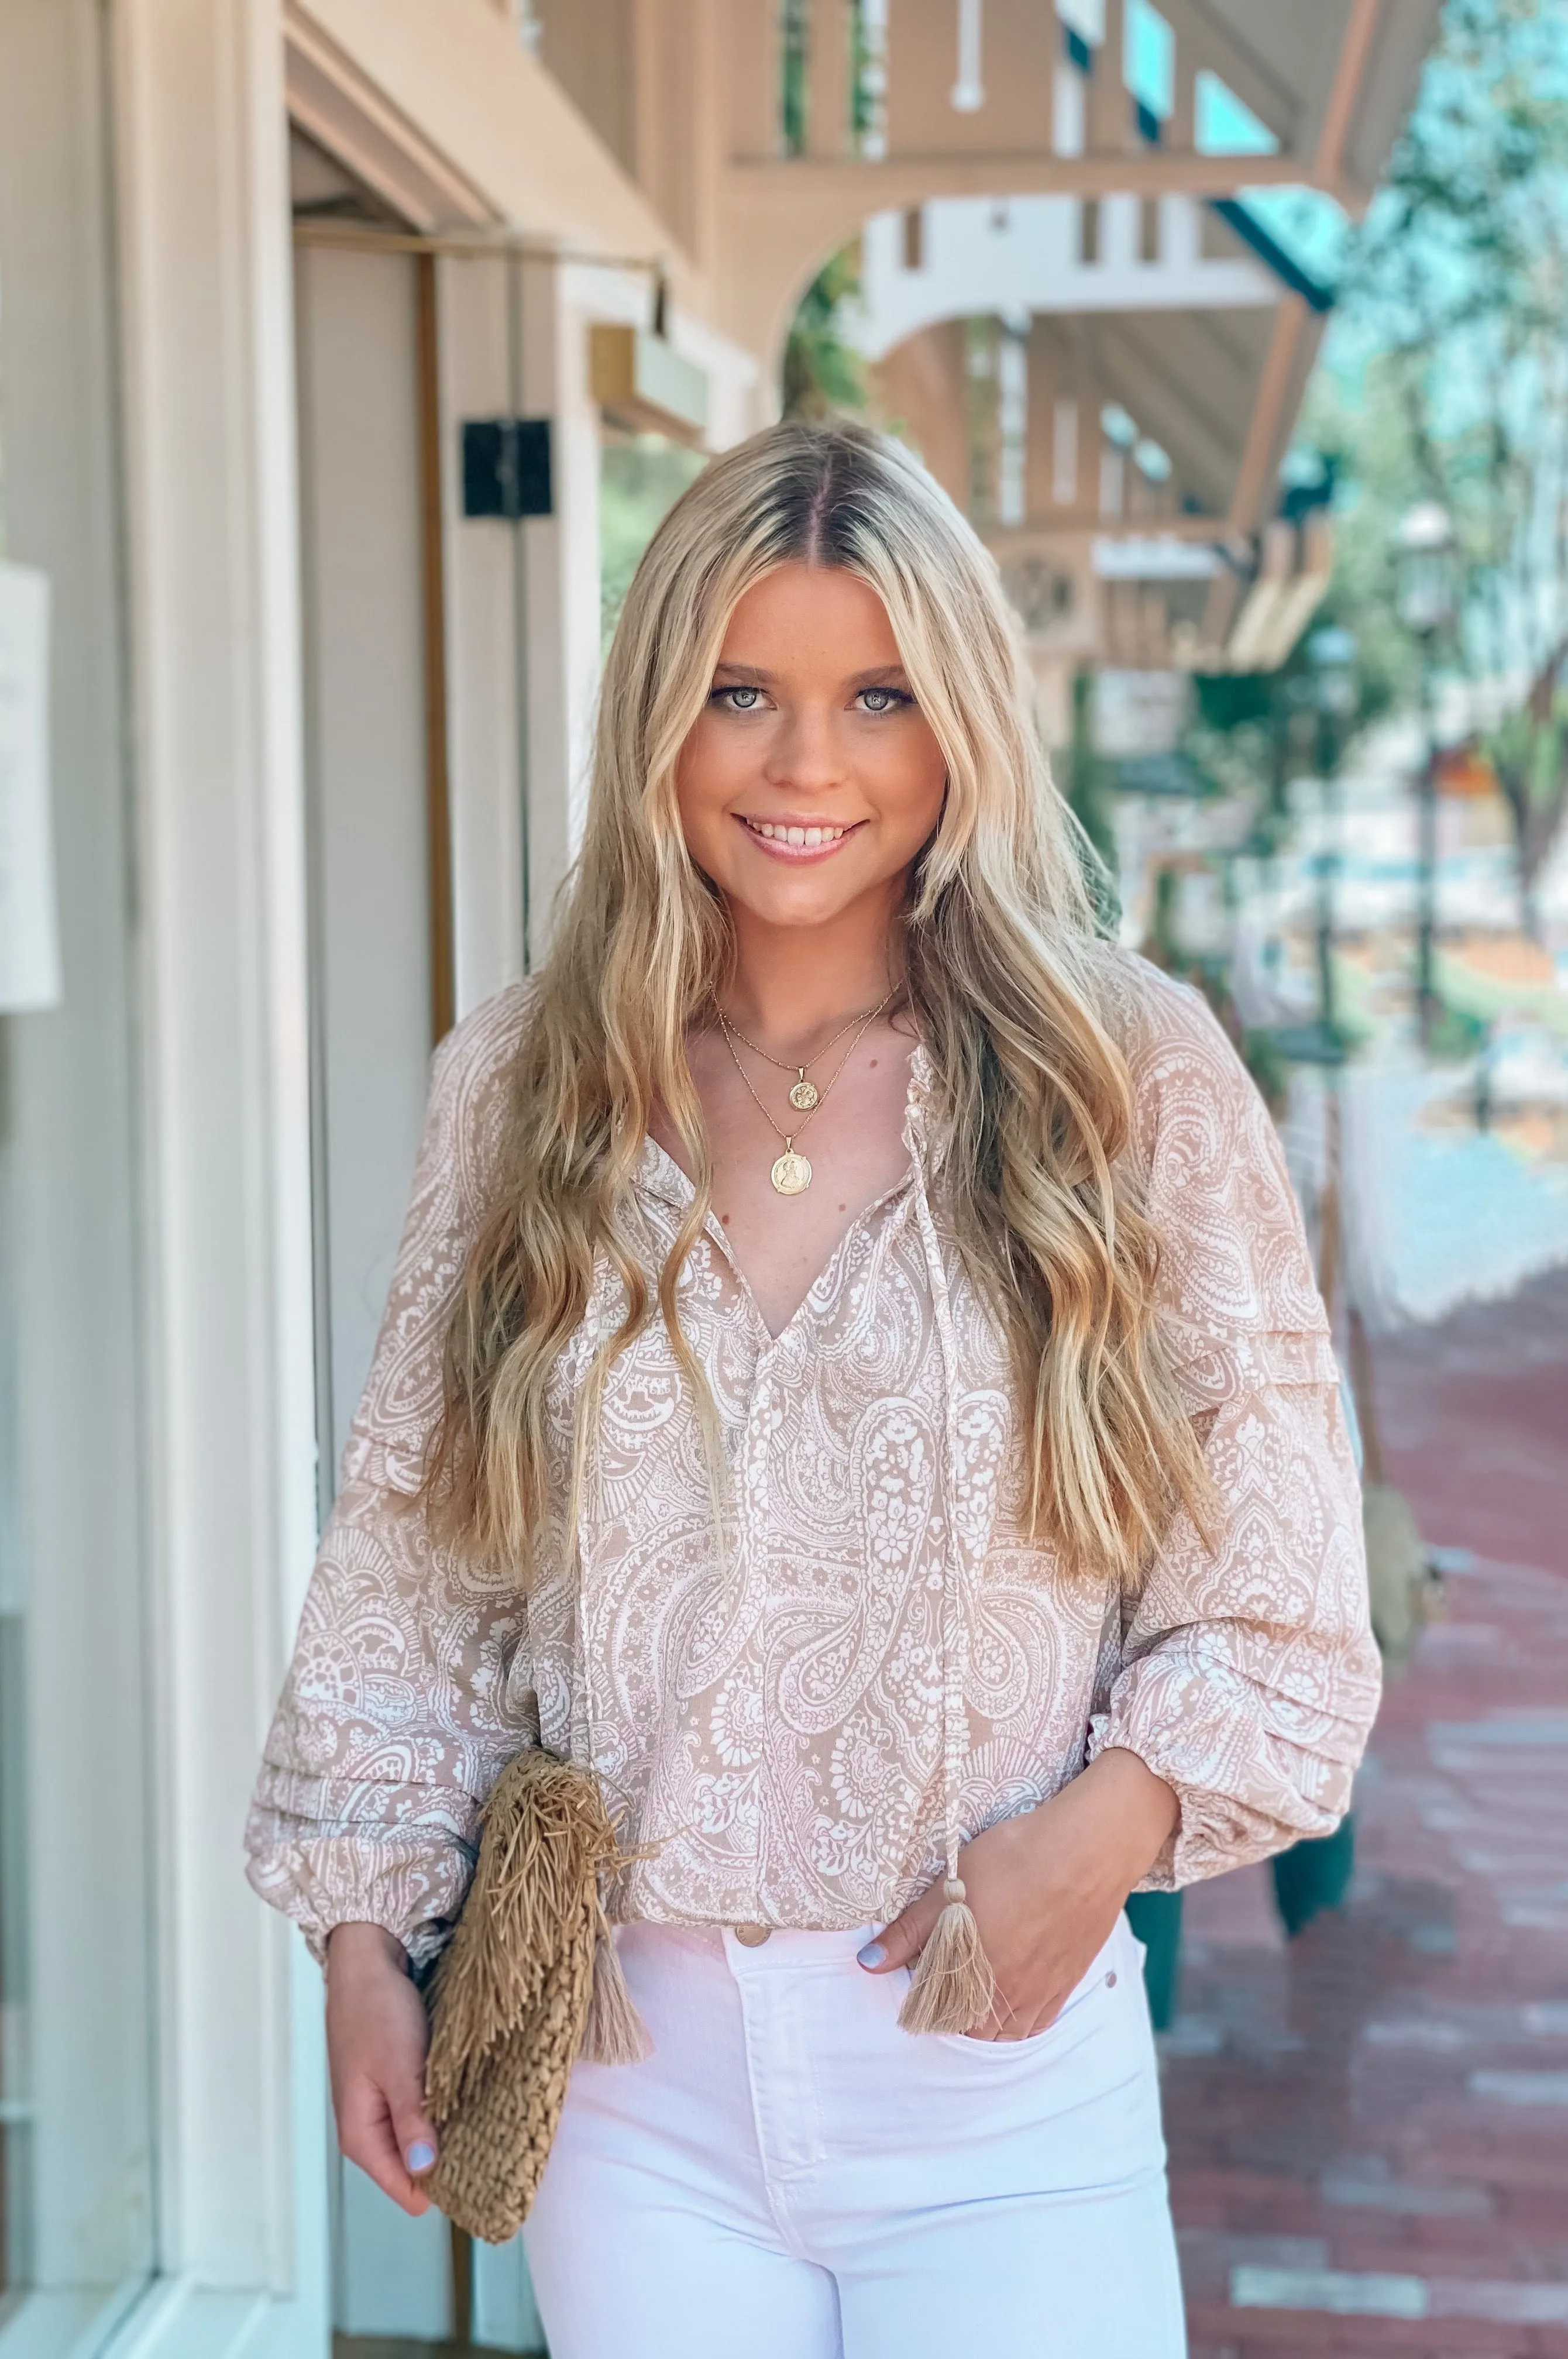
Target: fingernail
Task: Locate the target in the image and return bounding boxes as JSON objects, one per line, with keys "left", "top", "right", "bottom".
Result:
{"left": 857, "top": 1941, "right": 885, "bottom": 1969}
{"left": 406, "top": 2141, "right": 436, "bottom": 2172}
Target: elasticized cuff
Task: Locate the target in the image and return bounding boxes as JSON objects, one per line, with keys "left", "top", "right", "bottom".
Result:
{"left": 243, "top": 1816, "right": 474, "bottom": 1972}
{"left": 1085, "top": 1713, "right": 1349, "bottom": 1891}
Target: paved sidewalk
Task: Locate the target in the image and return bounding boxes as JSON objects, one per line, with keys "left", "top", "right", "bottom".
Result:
{"left": 1168, "top": 1269, "right": 1568, "bottom": 2357}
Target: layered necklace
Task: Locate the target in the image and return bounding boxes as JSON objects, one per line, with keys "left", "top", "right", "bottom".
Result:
{"left": 714, "top": 990, "right": 895, "bottom": 1195}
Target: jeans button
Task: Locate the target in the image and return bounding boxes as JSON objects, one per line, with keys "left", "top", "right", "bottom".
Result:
{"left": 734, "top": 1924, "right": 772, "bottom": 1947}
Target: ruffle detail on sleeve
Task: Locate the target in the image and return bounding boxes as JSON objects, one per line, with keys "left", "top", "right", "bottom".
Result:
{"left": 1089, "top": 1366, "right": 1381, "bottom": 1888}
{"left": 1086, "top": 1606, "right": 1381, "bottom": 1891}
{"left": 1161, "top": 1321, "right": 1342, "bottom": 1412}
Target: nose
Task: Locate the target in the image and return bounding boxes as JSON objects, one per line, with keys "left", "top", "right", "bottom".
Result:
{"left": 762, "top": 700, "right": 846, "bottom": 798}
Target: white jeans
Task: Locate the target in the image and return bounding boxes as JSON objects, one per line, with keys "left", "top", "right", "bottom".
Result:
{"left": 522, "top": 1911, "right": 1186, "bottom": 2358}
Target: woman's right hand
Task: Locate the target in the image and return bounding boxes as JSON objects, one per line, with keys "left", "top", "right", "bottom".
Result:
{"left": 325, "top": 1921, "right": 441, "bottom": 2214}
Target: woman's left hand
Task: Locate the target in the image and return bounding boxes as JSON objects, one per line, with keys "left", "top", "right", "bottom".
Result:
{"left": 858, "top": 1746, "right": 1179, "bottom": 2040}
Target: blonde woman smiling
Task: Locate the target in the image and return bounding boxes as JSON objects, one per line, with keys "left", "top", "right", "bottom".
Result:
{"left": 248, "top": 421, "right": 1378, "bottom": 2357}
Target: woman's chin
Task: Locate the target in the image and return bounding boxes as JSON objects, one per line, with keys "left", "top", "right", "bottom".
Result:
{"left": 702, "top": 848, "right": 909, "bottom": 934}
{"left": 721, "top": 878, "right": 881, "bottom": 932}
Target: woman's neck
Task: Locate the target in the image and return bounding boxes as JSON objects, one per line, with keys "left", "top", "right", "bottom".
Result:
{"left": 720, "top": 900, "right": 904, "bottom": 1061}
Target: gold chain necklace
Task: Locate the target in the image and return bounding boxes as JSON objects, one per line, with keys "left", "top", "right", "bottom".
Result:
{"left": 714, "top": 996, "right": 892, "bottom": 1195}
{"left": 716, "top": 989, "right": 894, "bottom": 1115}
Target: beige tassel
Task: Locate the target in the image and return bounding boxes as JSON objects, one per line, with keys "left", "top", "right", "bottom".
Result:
{"left": 579, "top": 1908, "right": 654, "bottom": 2065}
{"left": 898, "top": 1877, "right": 997, "bottom": 2037}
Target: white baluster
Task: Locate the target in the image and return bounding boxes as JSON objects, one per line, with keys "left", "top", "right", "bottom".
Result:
{"left": 951, "top": 0, "right": 985, "bottom": 111}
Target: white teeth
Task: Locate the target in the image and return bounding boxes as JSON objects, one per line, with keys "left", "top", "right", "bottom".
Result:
{"left": 744, "top": 818, "right": 846, "bottom": 844}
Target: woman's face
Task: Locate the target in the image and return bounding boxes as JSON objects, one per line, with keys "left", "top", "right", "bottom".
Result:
{"left": 675, "top": 562, "right": 948, "bottom": 935}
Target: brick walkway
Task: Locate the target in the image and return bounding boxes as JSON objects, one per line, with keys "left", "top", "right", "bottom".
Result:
{"left": 1168, "top": 1268, "right": 1568, "bottom": 2358}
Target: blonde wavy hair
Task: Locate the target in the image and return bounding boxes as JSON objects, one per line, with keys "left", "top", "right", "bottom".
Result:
{"left": 423, "top": 418, "right": 1211, "bottom": 1587}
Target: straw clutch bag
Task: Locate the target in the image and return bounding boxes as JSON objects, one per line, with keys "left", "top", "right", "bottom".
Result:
{"left": 422, "top": 1748, "right": 651, "bottom": 2244}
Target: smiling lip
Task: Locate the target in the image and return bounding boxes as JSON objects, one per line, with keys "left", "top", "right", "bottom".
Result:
{"left": 735, "top": 814, "right": 863, "bottom": 861}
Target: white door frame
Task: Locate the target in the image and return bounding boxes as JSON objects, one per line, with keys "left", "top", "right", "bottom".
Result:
{"left": 110, "top": 2, "right": 328, "bottom": 2353}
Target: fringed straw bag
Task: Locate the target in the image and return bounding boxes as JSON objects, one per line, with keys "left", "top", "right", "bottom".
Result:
{"left": 422, "top": 1749, "right": 651, "bottom": 2244}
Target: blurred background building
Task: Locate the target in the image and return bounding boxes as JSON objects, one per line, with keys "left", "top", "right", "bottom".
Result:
{"left": 3, "top": 4, "right": 1566, "bottom": 2357}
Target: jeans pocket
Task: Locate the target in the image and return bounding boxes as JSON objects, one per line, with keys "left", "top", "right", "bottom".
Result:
{"left": 922, "top": 1935, "right": 1124, "bottom": 2058}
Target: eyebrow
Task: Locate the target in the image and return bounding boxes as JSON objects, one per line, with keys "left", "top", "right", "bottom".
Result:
{"left": 710, "top": 660, "right": 912, "bottom": 685}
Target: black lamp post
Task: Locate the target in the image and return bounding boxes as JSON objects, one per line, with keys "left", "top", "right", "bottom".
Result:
{"left": 1306, "top": 625, "right": 1357, "bottom": 1040}
{"left": 1394, "top": 501, "right": 1456, "bottom": 1047}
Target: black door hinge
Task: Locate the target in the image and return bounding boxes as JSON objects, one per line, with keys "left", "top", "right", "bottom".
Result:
{"left": 461, "top": 418, "right": 553, "bottom": 518}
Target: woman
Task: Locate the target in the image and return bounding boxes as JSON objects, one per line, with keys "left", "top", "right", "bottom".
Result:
{"left": 247, "top": 419, "right": 1378, "bottom": 2357}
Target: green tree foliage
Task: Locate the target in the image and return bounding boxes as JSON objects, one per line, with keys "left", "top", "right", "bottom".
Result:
{"left": 599, "top": 435, "right": 707, "bottom": 647}
{"left": 1304, "top": 0, "right": 1568, "bottom": 926}
{"left": 1489, "top": 665, "right": 1568, "bottom": 933}
{"left": 782, "top": 247, "right": 868, "bottom": 419}
{"left": 1062, "top": 668, "right": 1118, "bottom": 874}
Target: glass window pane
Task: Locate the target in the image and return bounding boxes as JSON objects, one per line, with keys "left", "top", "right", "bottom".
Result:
{"left": 0, "top": 4, "right": 156, "bottom": 2350}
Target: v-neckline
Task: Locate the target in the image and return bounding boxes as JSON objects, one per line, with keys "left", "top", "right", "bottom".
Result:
{"left": 639, "top": 1053, "right": 931, "bottom": 1349}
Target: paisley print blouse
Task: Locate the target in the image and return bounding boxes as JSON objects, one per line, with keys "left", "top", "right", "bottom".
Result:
{"left": 245, "top": 956, "right": 1380, "bottom": 1967}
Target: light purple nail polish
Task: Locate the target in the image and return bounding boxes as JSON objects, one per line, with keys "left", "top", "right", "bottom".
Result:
{"left": 407, "top": 2140, "right": 436, "bottom": 2172}
{"left": 857, "top": 1941, "right": 885, "bottom": 1969}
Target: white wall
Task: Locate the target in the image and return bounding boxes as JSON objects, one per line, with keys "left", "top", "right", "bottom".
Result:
{"left": 440, "top": 253, "right": 530, "bottom": 1016}
{"left": 295, "top": 242, "right": 435, "bottom": 1476}
{"left": 520, "top": 255, "right": 605, "bottom": 957}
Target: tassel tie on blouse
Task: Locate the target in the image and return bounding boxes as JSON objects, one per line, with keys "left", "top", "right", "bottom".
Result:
{"left": 562, "top": 1254, "right": 656, "bottom": 2066}
{"left": 569, "top": 1081, "right": 995, "bottom": 2055}
{"left": 895, "top": 1108, "right": 997, "bottom": 2037}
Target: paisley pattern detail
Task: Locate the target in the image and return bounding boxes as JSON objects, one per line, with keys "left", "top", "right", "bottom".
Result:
{"left": 245, "top": 958, "right": 1380, "bottom": 1966}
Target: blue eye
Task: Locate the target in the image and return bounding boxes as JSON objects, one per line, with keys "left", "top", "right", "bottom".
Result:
{"left": 858, "top": 685, "right": 910, "bottom": 714}
{"left": 714, "top": 684, "right": 762, "bottom": 711}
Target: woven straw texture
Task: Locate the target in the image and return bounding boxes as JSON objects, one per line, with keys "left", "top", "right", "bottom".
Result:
{"left": 423, "top": 1751, "right": 616, "bottom": 2244}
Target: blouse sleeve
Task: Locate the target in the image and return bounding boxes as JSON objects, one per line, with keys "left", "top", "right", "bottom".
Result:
{"left": 245, "top": 987, "right": 537, "bottom": 1968}
{"left": 1088, "top": 964, "right": 1381, "bottom": 1889}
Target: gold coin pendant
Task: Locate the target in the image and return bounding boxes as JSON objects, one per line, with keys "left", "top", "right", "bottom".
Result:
{"left": 771, "top": 1150, "right": 813, "bottom": 1195}
{"left": 788, "top": 1077, "right": 820, "bottom": 1112}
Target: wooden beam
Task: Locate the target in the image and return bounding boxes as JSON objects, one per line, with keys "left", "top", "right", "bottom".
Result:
{"left": 294, "top": 0, "right": 689, "bottom": 273}
{"left": 1193, "top": 290, "right": 1321, "bottom": 653}
{"left": 284, "top": 8, "right": 499, "bottom": 229}
{"left": 724, "top": 0, "right": 782, "bottom": 160}
{"left": 1086, "top": 0, "right": 1133, "bottom": 156}
{"left": 986, "top": 514, "right": 1236, "bottom": 549}
{"left": 1316, "top": 0, "right": 1382, "bottom": 188}
{"left": 725, "top": 146, "right": 1320, "bottom": 201}
{"left": 1225, "top": 291, "right": 1309, "bottom": 535}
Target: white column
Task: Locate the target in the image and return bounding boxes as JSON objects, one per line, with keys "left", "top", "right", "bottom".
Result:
{"left": 520, "top": 255, "right": 604, "bottom": 961}
{"left": 111, "top": 0, "right": 327, "bottom": 2342}
{"left": 439, "top": 253, "right": 529, "bottom": 1013}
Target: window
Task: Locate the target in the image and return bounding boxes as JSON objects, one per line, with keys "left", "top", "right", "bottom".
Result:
{"left": 0, "top": 10, "right": 157, "bottom": 2353}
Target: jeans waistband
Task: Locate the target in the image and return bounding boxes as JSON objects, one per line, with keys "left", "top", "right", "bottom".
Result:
{"left": 618, "top": 1911, "right": 1138, "bottom": 1982}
